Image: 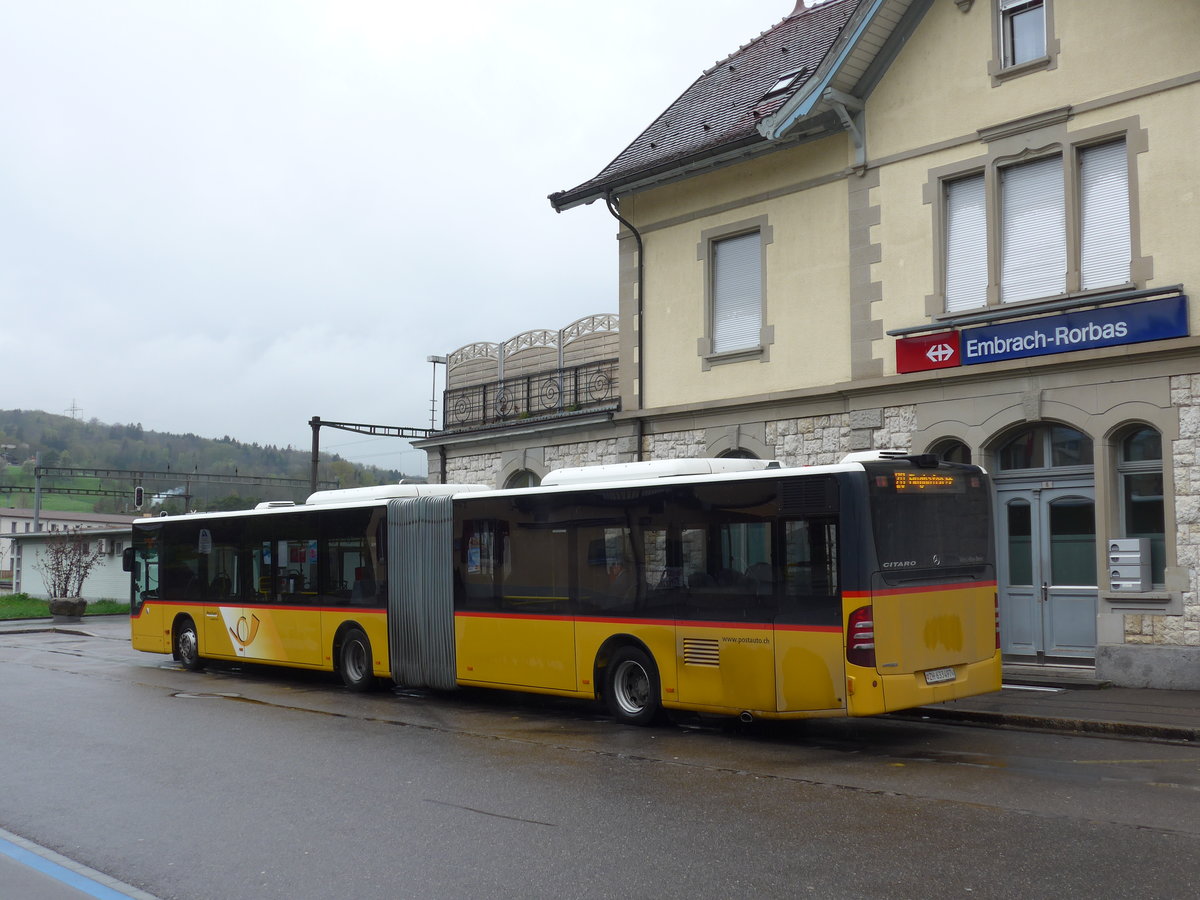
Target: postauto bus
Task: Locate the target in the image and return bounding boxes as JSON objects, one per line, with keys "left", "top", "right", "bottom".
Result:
{"left": 126, "top": 452, "right": 1000, "bottom": 724}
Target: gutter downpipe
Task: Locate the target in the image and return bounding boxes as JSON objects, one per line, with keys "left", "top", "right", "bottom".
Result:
{"left": 604, "top": 193, "right": 645, "bottom": 461}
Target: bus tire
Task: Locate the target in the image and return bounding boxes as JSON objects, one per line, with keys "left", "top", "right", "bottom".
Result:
{"left": 604, "top": 646, "right": 661, "bottom": 726}
{"left": 339, "top": 627, "right": 376, "bottom": 692}
{"left": 175, "top": 618, "right": 203, "bottom": 671}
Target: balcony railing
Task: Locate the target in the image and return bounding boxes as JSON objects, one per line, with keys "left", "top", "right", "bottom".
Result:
{"left": 442, "top": 358, "right": 618, "bottom": 431}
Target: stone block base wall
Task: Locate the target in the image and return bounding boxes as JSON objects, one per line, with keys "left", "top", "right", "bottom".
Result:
{"left": 1096, "top": 644, "right": 1200, "bottom": 690}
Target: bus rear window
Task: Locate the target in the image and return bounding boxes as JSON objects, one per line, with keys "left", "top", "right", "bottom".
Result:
{"left": 866, "top": 466, "right": 992, "bottom": 579}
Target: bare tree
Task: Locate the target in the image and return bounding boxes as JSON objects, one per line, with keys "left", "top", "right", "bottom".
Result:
{"left": 34, "top": 528, "right": 105, "bottom": 599}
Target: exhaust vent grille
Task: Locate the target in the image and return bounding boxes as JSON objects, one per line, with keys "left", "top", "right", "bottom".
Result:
{"left": 683, "top": 638, "right": 720, "bottom": 667}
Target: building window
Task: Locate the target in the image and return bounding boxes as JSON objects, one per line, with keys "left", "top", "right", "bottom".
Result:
{"left": 944, "top": 174, "right": 988, "bottom": 312}
{"left": 940, "top": 139, "right": 1131, "bottom": 313}
{"left": 697, "top": 216, "right": 774, "bottom": 367}
{"left": 1079, "top": 141, "right": 1132, "bottom": 290}
{"left": 990, "top": 0, "right": 1057, "bottom": 82}
{"left": 504, "top": 469, "right": 541, "bottom": 489}
{"left": 712, "top": 231, "right": 762, "bottom": 354}
{"left": 1000, "top": 154, "right": 1066, "bottom": 303}
{"left": 930, "top": 440, "right": 971, "bottom": 465}
{"left": 997, "top": 424, "right": 1092, "bottom": 471}
{"left": 1000, "top": 0, "right": 1045, "bottom": 67}
{"left": 1117, "top": 426, "right": 1165, "bottom": 585}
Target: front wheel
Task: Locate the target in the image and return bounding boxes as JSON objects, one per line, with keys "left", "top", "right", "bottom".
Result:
{"left": 175, "top": 618, "right": 202, "bottom": 671}
{"left": 339, "top": 627, "right": 376, "bottom": 692}
{"left": 604, "top": 646, "right": 661, "bottom": 726}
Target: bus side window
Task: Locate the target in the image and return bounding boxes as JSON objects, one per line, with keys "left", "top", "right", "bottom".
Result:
{"left": 783, "top": 519, "right": 839, "bottom": 623}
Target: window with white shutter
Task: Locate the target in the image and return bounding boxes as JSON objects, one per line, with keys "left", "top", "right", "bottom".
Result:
{"left": 935, "top": 126, "right": 1140, "bottom": 316}
{"left": 1079, "top": 140, "right": 1130, "bottom": 290}
{"left": 1000, "top": 155, "right": 1066, "bottom": 303}
{"left": 944, "top": 174, "right": 988, "bottom": 312}
{"left": 711, "top": 231, "right": 762, "bottom": 354}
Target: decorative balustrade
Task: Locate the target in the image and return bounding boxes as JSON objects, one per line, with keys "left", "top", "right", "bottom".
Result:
{"left": 442, "top": 358, "right": 619, "bottom": 431}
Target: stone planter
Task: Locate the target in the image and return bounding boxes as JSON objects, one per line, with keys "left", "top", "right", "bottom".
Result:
{"left": 48, "top": 597, "right": 87, "bottom": 623}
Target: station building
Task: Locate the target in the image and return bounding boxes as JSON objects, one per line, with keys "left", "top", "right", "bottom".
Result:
{"left": 418, "top": 0, "right": 1200, "bottom": 688}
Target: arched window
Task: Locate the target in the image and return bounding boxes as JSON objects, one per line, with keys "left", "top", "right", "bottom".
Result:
{"left": 1116, "top": 425, "right": 1165, "bottom": 585}
{"left": 930, "top": 439, "right": 971, "bottom": 464}
{"left": 718, "top": 448, "right": 758, "bottom": 460}
{"left": 504, "top": 469, "right": 541, "bottom": 489}
{"left": 997, "top": 424, "right": 1093, "bottom": 470}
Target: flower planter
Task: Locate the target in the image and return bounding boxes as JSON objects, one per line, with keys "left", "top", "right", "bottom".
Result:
{"left": 48, "top": 597, "right": 88, "bottom": 623}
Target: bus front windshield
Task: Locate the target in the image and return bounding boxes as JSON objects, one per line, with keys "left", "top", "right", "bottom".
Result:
{"left": 865, "top": 464, "right": 992, "bottom": 581}
{"left": 130, "top": 526, "right": 161, "bottom": 611}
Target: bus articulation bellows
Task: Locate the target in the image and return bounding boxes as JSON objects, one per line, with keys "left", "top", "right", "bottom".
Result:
{"left": 126, "top": 452, "right": 1001, "bottom": 724}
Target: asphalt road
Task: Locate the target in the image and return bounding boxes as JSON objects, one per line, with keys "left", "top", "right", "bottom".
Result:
{"left": 2, "top": 625, "right": 1198, "bottom": 899}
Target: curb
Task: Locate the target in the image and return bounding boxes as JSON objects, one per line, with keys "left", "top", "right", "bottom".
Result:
{"left": 900, "top": 705, "right": 1199, "bottom": 744}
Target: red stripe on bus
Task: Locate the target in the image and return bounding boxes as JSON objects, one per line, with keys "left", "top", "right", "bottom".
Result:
{"left": 132, "top": 599, "right": 385, "bottom": 615}
{"left": 844, "top": 580, "right": 995, "bottom": 599}
{"left": 455, "top": 612, "right": 839, "bottom": 633}
{"left": 455, "top": 610, "right": 590, "bottom": 624}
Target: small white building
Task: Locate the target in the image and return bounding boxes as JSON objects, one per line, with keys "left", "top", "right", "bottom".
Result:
{"left": 11, "top": 526, "right": 133, "bottom": 602}
{"left": 1, "top": 509, "right": 138, "bottom": 591}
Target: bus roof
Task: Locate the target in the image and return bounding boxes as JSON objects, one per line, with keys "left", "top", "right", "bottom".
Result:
{"left": 130, "top": 452, "right": 951, "bottom": 527}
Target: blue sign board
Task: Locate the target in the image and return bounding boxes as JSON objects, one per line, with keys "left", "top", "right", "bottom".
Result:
{"left": 961, "top": 295, "right": 1189, "bottom": 365}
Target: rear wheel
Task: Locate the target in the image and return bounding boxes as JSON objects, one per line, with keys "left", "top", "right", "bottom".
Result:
{"left": 339, "top": 627, "right": 376, "bottom": 692}
{"left": 604, "top": 646, "right": 661, "bottom": 726}
{"left": 175, "top": 618, "right": 202, "bottom": 671}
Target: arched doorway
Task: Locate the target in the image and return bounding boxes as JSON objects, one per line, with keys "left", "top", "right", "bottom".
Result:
{"left": 994, "top": 424, "right": 1097, "bottom": 663}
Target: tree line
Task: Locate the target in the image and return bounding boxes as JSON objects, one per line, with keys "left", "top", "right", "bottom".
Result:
{"left": 0, "top": 409, "right": 417, "bottom": 515}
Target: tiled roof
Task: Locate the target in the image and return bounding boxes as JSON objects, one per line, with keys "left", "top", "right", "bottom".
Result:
{"left": 550, "top": 0, "right": 860, "bottom": 210}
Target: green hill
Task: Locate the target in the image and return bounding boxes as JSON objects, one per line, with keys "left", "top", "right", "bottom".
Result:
{"left": 0, "top": 409, "right": 419, "bottom": 515}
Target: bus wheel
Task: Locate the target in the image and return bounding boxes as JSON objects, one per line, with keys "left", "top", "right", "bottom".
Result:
{"left": 605, "top": 646, "right": 661, "bottom": 726}
{"left": 339, "top": 627, "right": 376, "bottom": 692}
{"left": 175, "top": 619, "right": 202, "bottom": 671}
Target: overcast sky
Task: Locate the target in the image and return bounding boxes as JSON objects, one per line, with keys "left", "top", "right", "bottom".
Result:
{"left": 1, "top": 0, "right": 797, "bottom": 474}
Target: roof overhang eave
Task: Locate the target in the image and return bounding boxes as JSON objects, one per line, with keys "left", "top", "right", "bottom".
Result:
{"left": 757, "top": 0, "right": 898, "bottom": 142}
{"left": 550, "top": 133, "right": 787, "bottom": 212}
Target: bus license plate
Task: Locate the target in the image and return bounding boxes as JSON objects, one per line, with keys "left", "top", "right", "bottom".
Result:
{"left": 924, "top": 667, "right": 956, "bottom": 685}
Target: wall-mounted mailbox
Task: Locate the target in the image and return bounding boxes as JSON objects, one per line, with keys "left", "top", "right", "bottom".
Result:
{"left": 1108, "top": 537, "right": 1151, "bottom": 592}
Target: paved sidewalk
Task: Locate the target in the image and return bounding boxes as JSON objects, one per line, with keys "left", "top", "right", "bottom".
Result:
{"left": 907, "top": 683, "right": 1200, "bottom": 744}
{"left": 5, "top": 616, "right": 1199, "bottom": 744}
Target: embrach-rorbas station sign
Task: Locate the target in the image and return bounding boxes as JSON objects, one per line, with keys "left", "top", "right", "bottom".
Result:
{"left": 896, "top": 294, "right": 1189, "bottom": 374}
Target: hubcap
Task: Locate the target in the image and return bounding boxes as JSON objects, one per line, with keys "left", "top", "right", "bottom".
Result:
{"left": 178, "top": 629, "right": 196, "bottom": 664}
{"left": 614, "top": 660, "right": 649, "bottom": 715}
{"left": 345, "top": 641, "right": 366, "bottom": 681}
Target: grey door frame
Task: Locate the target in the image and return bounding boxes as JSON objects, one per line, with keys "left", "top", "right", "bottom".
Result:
{"left": 996, "top": 473, "right": 1098, "bottom": 663}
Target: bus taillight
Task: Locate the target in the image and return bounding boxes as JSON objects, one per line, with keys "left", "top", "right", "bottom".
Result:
{"left": 995, "top": 592, "right": 1001, "bottom": 650}
{"left": 847, "top": 605, "right": 876, "bottom": 668}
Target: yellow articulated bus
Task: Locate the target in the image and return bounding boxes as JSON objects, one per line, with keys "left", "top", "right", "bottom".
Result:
{"left": 127, "top": 451, "right": 1001, "bottom": 724}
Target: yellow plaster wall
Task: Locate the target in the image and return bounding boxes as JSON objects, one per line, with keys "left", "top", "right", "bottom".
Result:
{"left": 622, "top": 0, "right": 1200, "bottom": 403}
{"left": 869, "top": 86, "right": 1200, "bottom": 375}
{"left": 631, "top": 135, "right": 847, "bottom": 226}
{"left": 632, "top": 139, "right": 853, "bottom": 409}
{"left": 868, "top": 0, "right": 1200, "bottom": 159}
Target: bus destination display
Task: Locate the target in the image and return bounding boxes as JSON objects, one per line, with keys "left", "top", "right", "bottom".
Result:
{"left": 889, "top": 471, "right": 965, "bottom": 493}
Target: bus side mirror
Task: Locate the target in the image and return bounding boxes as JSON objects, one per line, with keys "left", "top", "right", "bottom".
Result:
{"left": 122, "top": 547, "right": 136, "bottom": 573}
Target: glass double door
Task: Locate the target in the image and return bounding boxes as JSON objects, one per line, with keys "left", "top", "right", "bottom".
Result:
{"left": 998, "top": 484, "right": 1097, "bottom": 662}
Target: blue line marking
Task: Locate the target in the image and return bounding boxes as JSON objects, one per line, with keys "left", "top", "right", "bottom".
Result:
{"left": 0, "top": 835, "right": 133, "bottom": 899}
